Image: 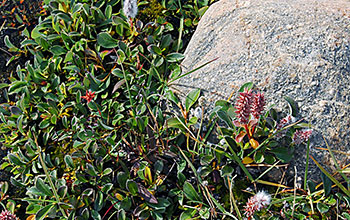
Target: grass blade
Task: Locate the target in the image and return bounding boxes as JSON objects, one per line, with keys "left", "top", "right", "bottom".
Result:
{"left": 310, "top": 155, "right": 350, "bottom": 197}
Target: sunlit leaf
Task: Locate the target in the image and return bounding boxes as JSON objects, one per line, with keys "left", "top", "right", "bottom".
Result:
{"left": 242, "top": 156, "right": 254, "bottom": 164}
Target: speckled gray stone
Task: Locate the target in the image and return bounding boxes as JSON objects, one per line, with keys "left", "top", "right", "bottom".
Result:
{"left": 173, "top": 0, "right": 350, "bottom": 182}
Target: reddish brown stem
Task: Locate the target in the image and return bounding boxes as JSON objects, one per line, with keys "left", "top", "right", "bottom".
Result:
{"left": 244, "top": 124, "right": 251, "bottom": 140}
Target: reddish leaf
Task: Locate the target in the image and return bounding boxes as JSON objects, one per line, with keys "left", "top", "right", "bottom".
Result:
{"left": 235, "top": 130, "right": 246, "bottom": 143}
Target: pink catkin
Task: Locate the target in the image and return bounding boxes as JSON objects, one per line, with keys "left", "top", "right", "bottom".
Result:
{"left": 293, "top": 129, "right": 312, "bottom": 145}
{"left": 251, "top": 92, "right": 265, "bottom": 119}
{"left": 244, "top": 191, "right": 271, "bottom": 218}
{"left": 235, "top": 89, "right": 252, "bottom": 124}
{"left": 274, "top": 115, "right": 296, "bottom": 138}
{"left": 0, "top": 210, "right": 18, "bottom": 220}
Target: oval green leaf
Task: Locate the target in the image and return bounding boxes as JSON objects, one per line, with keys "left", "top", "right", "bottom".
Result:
{"left": 97, "top": 32, "right": 118, "bottom": 48}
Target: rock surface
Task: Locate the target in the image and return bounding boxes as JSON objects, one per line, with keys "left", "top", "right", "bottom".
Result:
{"left": 173, "top": 0, "right": 350, "bottom": 181}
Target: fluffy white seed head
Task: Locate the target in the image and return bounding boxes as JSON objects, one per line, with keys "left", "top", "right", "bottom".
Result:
{"left": 123, "top": 0, "right": 138, "bottom": 18}
{"left": 244, "top": 191, "right": 271, "bottom": 217}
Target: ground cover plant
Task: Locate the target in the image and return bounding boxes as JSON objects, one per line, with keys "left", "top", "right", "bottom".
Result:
{"left": 0, "top": 0, "right": 350, "bottom": 219}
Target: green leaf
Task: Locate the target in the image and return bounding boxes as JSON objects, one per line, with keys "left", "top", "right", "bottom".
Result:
{"left": 154, "top": 56, "right": 164, "bottom": 67}
{"left": 180, "top": 209, "right": 196, "bottom": 220}
{"left": 105, "top": 5, "right": 112, "bottom": 19}
{"left": 97, "top": 32, "right": 118, "bottom": 48}
{"left": 126, "top": 180, "right": 138, "bottom": 196}
{"left": 17, "top": 115, "right": 24, "bottom": 135}
{"left": 0, "top": 182, "right": 8, "bottom": 194}
{"left": 167, "top": 117, "right": 186, "bottom": 132}
{"left": 217, "top": 110, "right": 234, "bottom": 128}
{"left": 321, "top": 172, "right": 332, "bottom": 197}
{"left": 117, "top": 49, "right": 125, "bottom": 64}
{"left": 50, "top": 115, "right": 57, "bottom": 125}
{"left": 26, "top": 203, "right": 41, "bottom": 214}
{"left": 57, "top": 185, "right": 67, "bottom": 198}
{"left": 147, "top": 45, "right": 162, "bottom": 55}
{"left": 316, "top": 202, "right": 329, "bottom": 214}
{"left": 254, "top": 151, "right": 264, "bottom": 163}
{"left": 10, "top": 177, "right": 26, "bottom": 187}
{"left": 198, "top": 6, "right": 209, "bottom": 16}
{"left": 94, "top": 191, "right": 104, "bottom": 211}
{"left": 36, "top": 204, "right": 54, "bottom": 220}
{"left": 51, "top": 45, "right": 67, "bottom": 56}
{"left": 284, "top": 96, "right": 299, "bottom": 117}
{"left": 0, "top": 83, "right": 8, "bottom": 89}
{"left": 160, "top": 34, "right": 172, "bottom": 49}
{"left": 166, "top": 53, "right": 185, "bottom": 62}
{"left": 81, "top": 208, "right": 90, "bottom": 219}
{"left": 220, "top": 165, "right": 234, "bottom": 177}
{"left": 56, "top": 12, "right": 72, "bottom": 22}
{"left": 91, "top": 210, "right": 101, "bottom": 220}
{"left": 62, "top": 116, "right": 68, "bottom": 128}
{"left": 8, "top": 153, "right": 26, "bottom": 166}
{"left": 39, "top": 119, "right": 50, "bottom": 129}
{"left": 8, "top": 81, "right": 27, "bottom": 94}
{"left": 117, "top": 172, "right": 128, "bottom": 189}
{"left": 86, "top": 163, "right": 98, "bottom": 176}
{"left": 183, "top": 181, "right": 201, "bottom": 202}
{"left": 73, "top": 140, "right": 84, "bottom": 148}
{"left": 102, "top": 168, "right": 113, "bottom": 176}
{"left": 4, "top": 35, "right": 19, "bottom": 51}
{"left": 270, "top": 147, "right": 293, "bottom": 163}
{"left": 98, "top": 119, "right": 114, "bottom": 130}
{"left": 31, "top": 26, "right": 43, "bottom": 39}
{"left": 64, "top": 51, "right": 73, "bottom": 63}
{"left": 238, "top": 82, "right": 253, "bottom": 92}
{"left": 36, "top": 178, "right": 53, "bottom": 197}
{"left": 185, "top": 88, "right": 200, "bottom": 112}
{"left": 102, "top": 183, "right": 113, "bottom": 194}
{"left": 342, "top": 212, "right": 350, "bottom": 219}
{"left": 64, "top": 155, "right": 75, "bottom": 169}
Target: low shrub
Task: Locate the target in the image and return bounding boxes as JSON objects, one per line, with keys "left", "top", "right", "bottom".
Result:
{"left": 0, "top": 0, "right": 349, "bottom": 219}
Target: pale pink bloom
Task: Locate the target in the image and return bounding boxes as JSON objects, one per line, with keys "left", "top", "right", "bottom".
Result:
{"left": 293, "top": 129, "right": 312, "bottom": 145}
{"left": 244, "top": 191, "right": 271, "bottom": 219}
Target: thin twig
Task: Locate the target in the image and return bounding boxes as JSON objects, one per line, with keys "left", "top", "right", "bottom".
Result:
{"left": 291, "top": 166, "right": 297, "bottom": 218}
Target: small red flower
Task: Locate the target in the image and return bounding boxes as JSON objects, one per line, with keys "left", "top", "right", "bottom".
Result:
{"left": 81, "top": 90, "right": 95, "bottom": 103}
{"left": 234, "top": 88, "right": 252, "bottom": 124}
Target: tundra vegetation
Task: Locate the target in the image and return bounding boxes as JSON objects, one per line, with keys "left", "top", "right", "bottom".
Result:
{"left": 0, "top": 0, "right": 349, "bottom": 219}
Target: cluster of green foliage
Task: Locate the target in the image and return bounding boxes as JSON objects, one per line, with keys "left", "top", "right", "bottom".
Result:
{"left": 1, "top": 0, "right": 350, "bottom": 219}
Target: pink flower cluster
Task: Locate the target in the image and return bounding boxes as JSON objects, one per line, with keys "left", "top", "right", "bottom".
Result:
{"left": 0, "top": 210, "right": 18, "bottom": 220}
{"left": 235, "top": 89, "right": 265, "bottom": 124}
{"left": 293, "top": 129, "right": 312, "bottom": 145}
{"left": 274, "top": 115, "right": 296, "bottom": 138}
{"left": 244, "top": 191, "right": 271, "bottom": 219}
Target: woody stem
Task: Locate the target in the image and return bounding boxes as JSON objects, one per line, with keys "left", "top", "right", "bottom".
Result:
{"left": 244, "top": 124, "right": 251, "bottom": 140}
